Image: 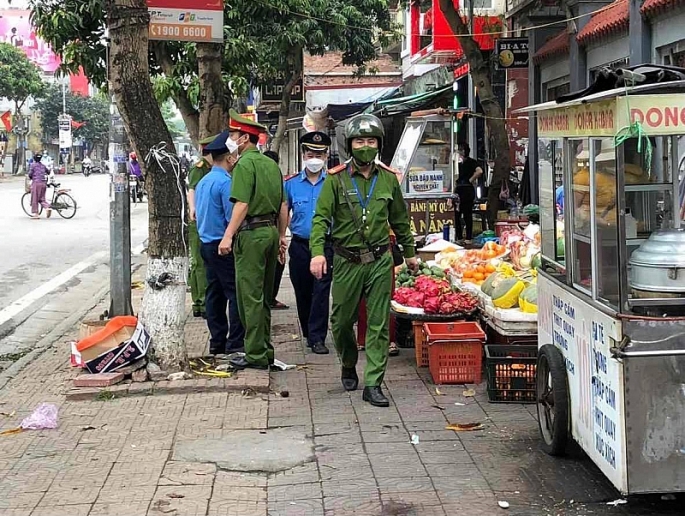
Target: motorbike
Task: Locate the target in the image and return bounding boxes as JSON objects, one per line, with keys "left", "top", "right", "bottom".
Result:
{"left": 129, "top": 175, "right": 145, "bottom": 204}
{"left": 83, "top": 163, "right": 92, "bottom": 177}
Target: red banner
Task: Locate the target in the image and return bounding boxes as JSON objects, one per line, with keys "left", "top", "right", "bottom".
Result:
{"left": 0, "top": 111, "right": 12, "bottom": 132}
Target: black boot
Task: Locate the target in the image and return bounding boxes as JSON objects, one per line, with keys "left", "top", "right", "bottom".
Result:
{"left": 341, "top": 367, "right": 358, "bottom": 391}
{"left": 363, "top": 386, "right": 389, "bottom": 407}
{"left": 310, "top": 342, "right": 330, "bottom": 355}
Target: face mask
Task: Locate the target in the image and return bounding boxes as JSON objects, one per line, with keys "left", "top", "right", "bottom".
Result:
{"left": 304, "top": 158, "right": 325, "bottom": 173}
{"left": 352, "top": 146, "right": 378, "bottom": 165}
{"left": 225, "top": 136, "right": 240, "bottom": 155}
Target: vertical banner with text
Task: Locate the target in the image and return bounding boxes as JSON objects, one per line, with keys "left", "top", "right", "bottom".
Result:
{"left": 147, "top": 0, "right": 224, "bottom": 43}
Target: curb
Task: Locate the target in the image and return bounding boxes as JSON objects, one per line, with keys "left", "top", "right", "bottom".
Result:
{"left": 65, "top": 373, "right": 270, "bottom": 401}
{"left": 0, "top": 280, "right": 111, "bottom": 391}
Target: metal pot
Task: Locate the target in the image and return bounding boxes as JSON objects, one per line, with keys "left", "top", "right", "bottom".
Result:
{"left": 630, "top": 229, "right": 685, "bottom": 292}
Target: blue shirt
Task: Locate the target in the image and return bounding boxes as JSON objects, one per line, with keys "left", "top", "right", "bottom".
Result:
{"left": 555, "top": 185, "right": 564, "bottom": 213}
{"left": 195, "top": 166, "right": 234, "bottom": 244}
{"left": 285, "top": 170, "right": 327, "bottom": 239}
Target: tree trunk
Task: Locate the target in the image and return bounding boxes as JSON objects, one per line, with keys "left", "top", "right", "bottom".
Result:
{"left": 270, "top": 48, "right": 303, "bottom": 154}
{"left": 151, "top": 41, "right": 200, "bottom": 146}
{"left": 107, "top": 0, "right": 188, "bottom": 372}
{"left": 439, "top": 0, "right": 510, "bottom": 227}
{"left": 196, "top": 43, "right": 226, "bottom": 139}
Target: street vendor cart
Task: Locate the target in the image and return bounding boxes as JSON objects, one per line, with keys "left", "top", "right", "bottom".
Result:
{"left": 390, "top": 111, "right": 488, "bottom": 238}
{"left": 522, "top": 79, "right": 685, "bottom": 494}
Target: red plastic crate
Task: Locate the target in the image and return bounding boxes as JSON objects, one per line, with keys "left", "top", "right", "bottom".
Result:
{"left": 413, "top": 321, "right": 430, "bottom": 367}
{"left": 425, "top": 322, "right": 486, "bottom": 384}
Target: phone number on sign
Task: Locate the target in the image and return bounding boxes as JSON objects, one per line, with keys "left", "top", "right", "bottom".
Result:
{"left": 150, "top": 24, "right": 212, "bottom": 41}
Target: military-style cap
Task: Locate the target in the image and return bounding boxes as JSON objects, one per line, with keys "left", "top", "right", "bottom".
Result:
{"left": 228, "top": 109, "right": 268, "bottom": 137}
{"left": 204, "top": 130, "right": 232, "bottom": 156}
{"left": 200, "top": 133, "right": 220, "bottom": 155}
{"left": 300, "top": 131, "right": 331, "bottom": 151}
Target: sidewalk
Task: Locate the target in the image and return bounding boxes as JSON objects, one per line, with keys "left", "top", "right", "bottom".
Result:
{"left": 0, "top": 267, "right": 681, "bottom": 515}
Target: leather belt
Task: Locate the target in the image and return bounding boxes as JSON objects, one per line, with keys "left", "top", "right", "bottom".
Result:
{"left": 239, "top": 213, "right": 277, "bottom": 232}
{"left": 333, "top": 243, "right": 389, "bottom": 264}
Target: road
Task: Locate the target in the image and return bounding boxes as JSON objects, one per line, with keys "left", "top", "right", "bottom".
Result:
{"left": 0, "top": 173, "right": 148, "bottom": 349}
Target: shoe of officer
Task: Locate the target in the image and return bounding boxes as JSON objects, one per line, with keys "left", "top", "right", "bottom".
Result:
{"left": 341, "top": 367, "right": 358, "bottom": 391}
{"left": 310, "top": 342, "right": 329, "bottom": 355}
{"left": 363, "top": 386, "right": 390, "bottom": 407}
{"left": 229, "top": 356, "right": 269, "bottom": 370}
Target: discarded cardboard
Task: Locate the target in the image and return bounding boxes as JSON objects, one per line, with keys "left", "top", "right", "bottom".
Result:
{"left": 73, "top": 316, "right": 151, "bottom": 374}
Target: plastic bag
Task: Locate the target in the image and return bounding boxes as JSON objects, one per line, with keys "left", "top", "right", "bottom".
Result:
{"left": 21, "top": 403, "right": 59, "bottom": 430}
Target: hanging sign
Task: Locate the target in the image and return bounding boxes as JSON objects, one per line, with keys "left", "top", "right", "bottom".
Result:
{"left": 147, "top": 0, "right": 224, "bottom": 43}
{"left": 495, "top": 38, "right": 530, "bottom": 69}
{"left": 58, "top": 115, "right": 72, "bottom": 149}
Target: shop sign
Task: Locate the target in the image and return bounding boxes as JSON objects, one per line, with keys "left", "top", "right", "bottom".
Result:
{"left": 495, "top": 38, "right": 529, "bottom": 69}
{"left": 537, "top": 101, "right": 616, "bottom": 138}
{"left": 261, "top": 72, "right": 305, "bottom": 103}
{"left": 621, "top": 94, "right": 685, "bottom": 135}
{"left": 58, "top": 115, "right": 72, "bottom": 149}
{"left": 407, "top": 170, "right": 444, "bottom": 195}
{"left": 147, "top": 0, "right": 223, "bottom": 43}
{"left": 406, "top": 197, "right": 452, "bottom": 235}
{"left": 538, "top": 277, "right": 626, "bottom": 492}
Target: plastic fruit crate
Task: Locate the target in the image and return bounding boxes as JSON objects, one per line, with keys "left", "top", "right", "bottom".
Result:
{"left": 485, "top": 345, "right": 537, "bottom": 403}
{"left": 413, "top": 321, "right": 429, "bottom": 367}
{"left": 425, "top": 322, "right": 485, "bottom": 384}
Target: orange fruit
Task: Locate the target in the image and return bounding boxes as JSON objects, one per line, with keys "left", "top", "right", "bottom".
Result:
{"left": 476, "top": 265, "right": 486, "bottom": 274}
{"left": 463, "top": 270, "right": 474, "bottom": 278}
{"left": 485, "top": 263, "right": 496, "bottom": 273}
{"left": 473, "top": 272, "right": 484, "bottom": 281}
{"left": 484, "top": 250, "right": 496, "bottom": 259}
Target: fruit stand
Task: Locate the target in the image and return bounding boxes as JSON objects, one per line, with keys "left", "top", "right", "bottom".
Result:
{"left": 520, "top": 79, "right": 685, "bottom": 494}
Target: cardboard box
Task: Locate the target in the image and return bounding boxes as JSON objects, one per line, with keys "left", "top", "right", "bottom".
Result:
{"left": 84, "top": 321, "right": 151, "bottom": 374}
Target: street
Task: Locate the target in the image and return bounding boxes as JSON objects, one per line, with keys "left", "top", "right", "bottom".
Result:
{"left": 0, "top": 173, "right": 148, "bottom": 356}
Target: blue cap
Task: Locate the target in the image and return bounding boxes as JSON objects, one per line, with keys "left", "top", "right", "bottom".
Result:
{"left": 204, "top": 130, "right": 231, "bottom": 156}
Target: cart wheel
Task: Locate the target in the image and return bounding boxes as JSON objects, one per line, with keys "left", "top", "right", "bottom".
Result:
{"left": 536, "top": 344, "right": 569, "bottom": 456}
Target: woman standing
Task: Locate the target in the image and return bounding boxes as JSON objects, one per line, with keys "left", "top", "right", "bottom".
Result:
{"left": 28, "top": 154, "right": 51, "bottom": 219}
{"left": 452, "top": 143, "right": 483, "bottom": 245}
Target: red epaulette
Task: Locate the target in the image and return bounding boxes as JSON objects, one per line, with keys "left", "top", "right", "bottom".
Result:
{"left": 327, "top": 162, "right": 349, "bottom": 175}
{"left": 378, "top": 162, "right": 400, "bottom": 176}
{"left": 285, "top": 173, "right": 299, "bottom": 181}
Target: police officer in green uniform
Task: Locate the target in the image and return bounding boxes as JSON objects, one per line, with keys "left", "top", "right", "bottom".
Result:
{"left": 188, "top": 134, "right": 219, "bottom": 318}
{"left": 310, "top": 114, "right": 417, "bottom": 407}
{"left": 218, "top": 110, "right": 288, "bottom": 370}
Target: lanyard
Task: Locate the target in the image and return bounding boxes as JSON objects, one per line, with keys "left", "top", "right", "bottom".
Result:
{"left": 349, "top": 172, "right": 378, "bottom": 223}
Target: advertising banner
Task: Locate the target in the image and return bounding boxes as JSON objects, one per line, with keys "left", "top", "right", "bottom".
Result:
{"left": 0, "top": 9, "right": 60, "bottom": 73}
{"left": 58, "top": 115, "right": 72, "bottom": 149}
{"left": 147, "top": 0, "right": 223, "bottom": 43}
{"left": 495, "top": 38, "right": 529, "bottom": 69}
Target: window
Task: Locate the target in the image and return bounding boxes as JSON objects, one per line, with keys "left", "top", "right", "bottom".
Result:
{"left": 539, "top": 139, "right": 565, "bottom": 270}
{"left": 567, "top": 139, "right": 592, "bottom": 292}
{"left": 544, "top": 78, "right": 570, "bottom": 102}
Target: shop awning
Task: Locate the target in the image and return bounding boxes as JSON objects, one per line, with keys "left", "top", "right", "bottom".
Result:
{"left": 366, "top": 85, "right": 454, "bottom": 117}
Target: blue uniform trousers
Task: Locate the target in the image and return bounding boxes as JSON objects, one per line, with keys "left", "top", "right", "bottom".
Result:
{"left": 200, "top": 241, "right": 246, "bottom": 354}
{"left": 289, "top": 236, "right": 333, "bottom": 346}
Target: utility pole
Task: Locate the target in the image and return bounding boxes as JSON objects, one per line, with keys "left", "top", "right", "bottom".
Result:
{"left": 467, "top": 0, "right": 477, "bottom": 159}
{"left": 106, "top": 31, "right": 133, "bottom": 317}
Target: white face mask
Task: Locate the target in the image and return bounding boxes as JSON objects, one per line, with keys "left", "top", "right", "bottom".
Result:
{"left": 304, "top": 158, "right": 325, "bottom": 173}
{"left": 225, "top": 136, "right": 240, "bottom": 155}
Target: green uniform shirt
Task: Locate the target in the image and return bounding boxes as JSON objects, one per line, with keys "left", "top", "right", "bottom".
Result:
{"left": 310, "top": 161, "right": 415, "bottom": 259}
{"left": 230, "top": 148, "right": 285, "bottom": 216}
{"left": 188, "top": 158, "right": 211, "bottom": 190}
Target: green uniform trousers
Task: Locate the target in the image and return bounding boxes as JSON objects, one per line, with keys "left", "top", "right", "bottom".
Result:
{"left": 331, "top": 251, "right": 393, "bottom": 387}
{"left": 188, "top": 221, "right": 207, "bottom": 313}
{"left": 234, "top": 226, "right": 279, "bottom": 366}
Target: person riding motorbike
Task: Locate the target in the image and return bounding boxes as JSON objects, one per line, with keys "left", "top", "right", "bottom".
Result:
{"left": 129, "top": 152, "right": 144, "bottom": 202}
{"left": 82, "top": 155, "right": 93, "bottom": 177}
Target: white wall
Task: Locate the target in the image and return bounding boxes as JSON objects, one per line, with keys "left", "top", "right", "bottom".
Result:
{"left": 540, "top": 57, "right": 570, "bottom": 85}
{"left": 651, "top": 10, "right": 685, "bottom": 60}
{"left": 586, "top": 35, "right": 629, "bottom": 71}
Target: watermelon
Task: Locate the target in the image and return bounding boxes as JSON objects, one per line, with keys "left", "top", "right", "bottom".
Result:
{"left": 492, "top": 278, "right": 526, "bottom": 309}
{"left": 531, "top": 253, "right": 542, "bottom": 271}
{"left": 481, "top": 273, "right": 501, "bottom": 297}
{"left": 519, "top": 284, "right": 538, "bottom": 313}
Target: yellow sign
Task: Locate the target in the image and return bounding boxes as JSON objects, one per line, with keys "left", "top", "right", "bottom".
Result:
{"left": 620, "top": 94, "right": 685, "bottom": 135}
{"left": 538, "top": 101, "right": 616, "bottom": 138}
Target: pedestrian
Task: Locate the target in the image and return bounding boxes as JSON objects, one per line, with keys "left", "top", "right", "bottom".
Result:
{"left": 452, "top": 143, "right": 483, "bottom": 245}
{"left": 187, "top": 134, "right": 218, "bottom": 319}
{"left": 310, "top": 114, "right": 417, "bottom": 407}
{"left": 285, "top": 131, "right": 334, "bottom": 355}
{"left": 28, "top": 153, "right": 51, "bottom": 219}
{"left": 195, "top": 131, "right": 246, "bottom": 355}
{"left": 219, "top": 110, "right": 288, "bottom": 371}
{"left": 263, "top": 150, "right": 289, "bottom": 311}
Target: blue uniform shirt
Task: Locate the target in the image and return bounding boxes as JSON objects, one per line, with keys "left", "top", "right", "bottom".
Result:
{"left": 285, "top": 170, "right": 327, "bottom": 239}
{"left": 195, "top": 166, "right": 234, "bottom": 244}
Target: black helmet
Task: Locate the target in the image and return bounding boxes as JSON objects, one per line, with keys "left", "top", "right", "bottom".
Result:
{"left": 343, "top": 114, "right": 384, "bottom": 153}
{"left": 34, "top": 154, "right": 43, "bottom": 162}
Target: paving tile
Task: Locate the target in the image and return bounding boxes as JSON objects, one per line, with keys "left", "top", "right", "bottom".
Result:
{"left": 267, "top": 498, "right": 325, "bottom": 516}
{"left": 90, "top": 501, "right": 152, "bottom": 516}
{"left": 30, "top": 504, "right": 92, "bottom": 516}
{"left": 40, "top": 486, "right": 101, "bottom": 506}
{"left": 268, "top": 482, "right": 323, "bottom": 502}
{"left": 321, "top": 478, "right": 378, "bottom": 498}
{"left": 96, "top": 485, "right": 157, "bottom": 505}
{"left": 322, "top": 496, "right": 382, "bottom": 513}
{"left": 207, "top": 499, "right": 268, "bottom": 516}
{"left": 214, "top": 470, "right": 267, "bottom": 488}
{"left": 158, "top": 461, "right": 216, "bottom": 486}
{"left": 148, "top": 485, "right": 211, "bottom": 516}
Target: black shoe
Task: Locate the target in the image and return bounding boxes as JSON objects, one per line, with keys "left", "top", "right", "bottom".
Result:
{"left": 193, "top": 310, "right": 202, "bottom": 318}
{"left": 310, "top": 342, "right": 329, "bottom": 355}
{"left": 341, "top": 367, "right": 358, "bottom": 391}
{"left": 363, "top": 386, "right": 390, "bottom": 407}
{"left": 229, "top": 356, "right": 269, "bottom": 370}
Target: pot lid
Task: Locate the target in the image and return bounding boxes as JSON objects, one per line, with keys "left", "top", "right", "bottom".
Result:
{"left": 630, "top": 229, "right": 685, "bottom": 267}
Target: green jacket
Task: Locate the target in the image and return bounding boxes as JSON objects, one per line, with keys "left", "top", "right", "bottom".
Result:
{"left": 310, "top": 160, "right": 415, "bottom": 258}
{"left": 188, "top": 158, "right": 211, "bottom": 190}
{"left": 230, "top": 147, "right": 285, "bottom": 216}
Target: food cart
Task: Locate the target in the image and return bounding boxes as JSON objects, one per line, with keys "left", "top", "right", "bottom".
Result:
{"left": 521, "top": 80, "right": 685, "bottom": 494}
{"left": 391, "top": 111, "right": 487, "bottom": 238}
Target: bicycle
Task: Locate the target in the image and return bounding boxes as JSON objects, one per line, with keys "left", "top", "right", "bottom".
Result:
{"left": 21, "top": 180, "right": 78, "bottom": 219}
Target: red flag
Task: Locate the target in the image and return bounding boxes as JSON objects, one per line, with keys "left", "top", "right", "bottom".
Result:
{"left": 71, "top": 120, "right": 86, "bottom": 129}
{"left": 0, "top": 111, "right": 11, "bottom": 132}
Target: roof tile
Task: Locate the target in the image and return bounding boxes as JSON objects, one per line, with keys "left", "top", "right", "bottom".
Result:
{"left": 532, "top": 30, "right": 569, "bottom": 64}
{"left": 641, "top": 0, "right": 685, "bottom": 17}
{"left": 577, "top": 0, "right": 629, "bottom": 46}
